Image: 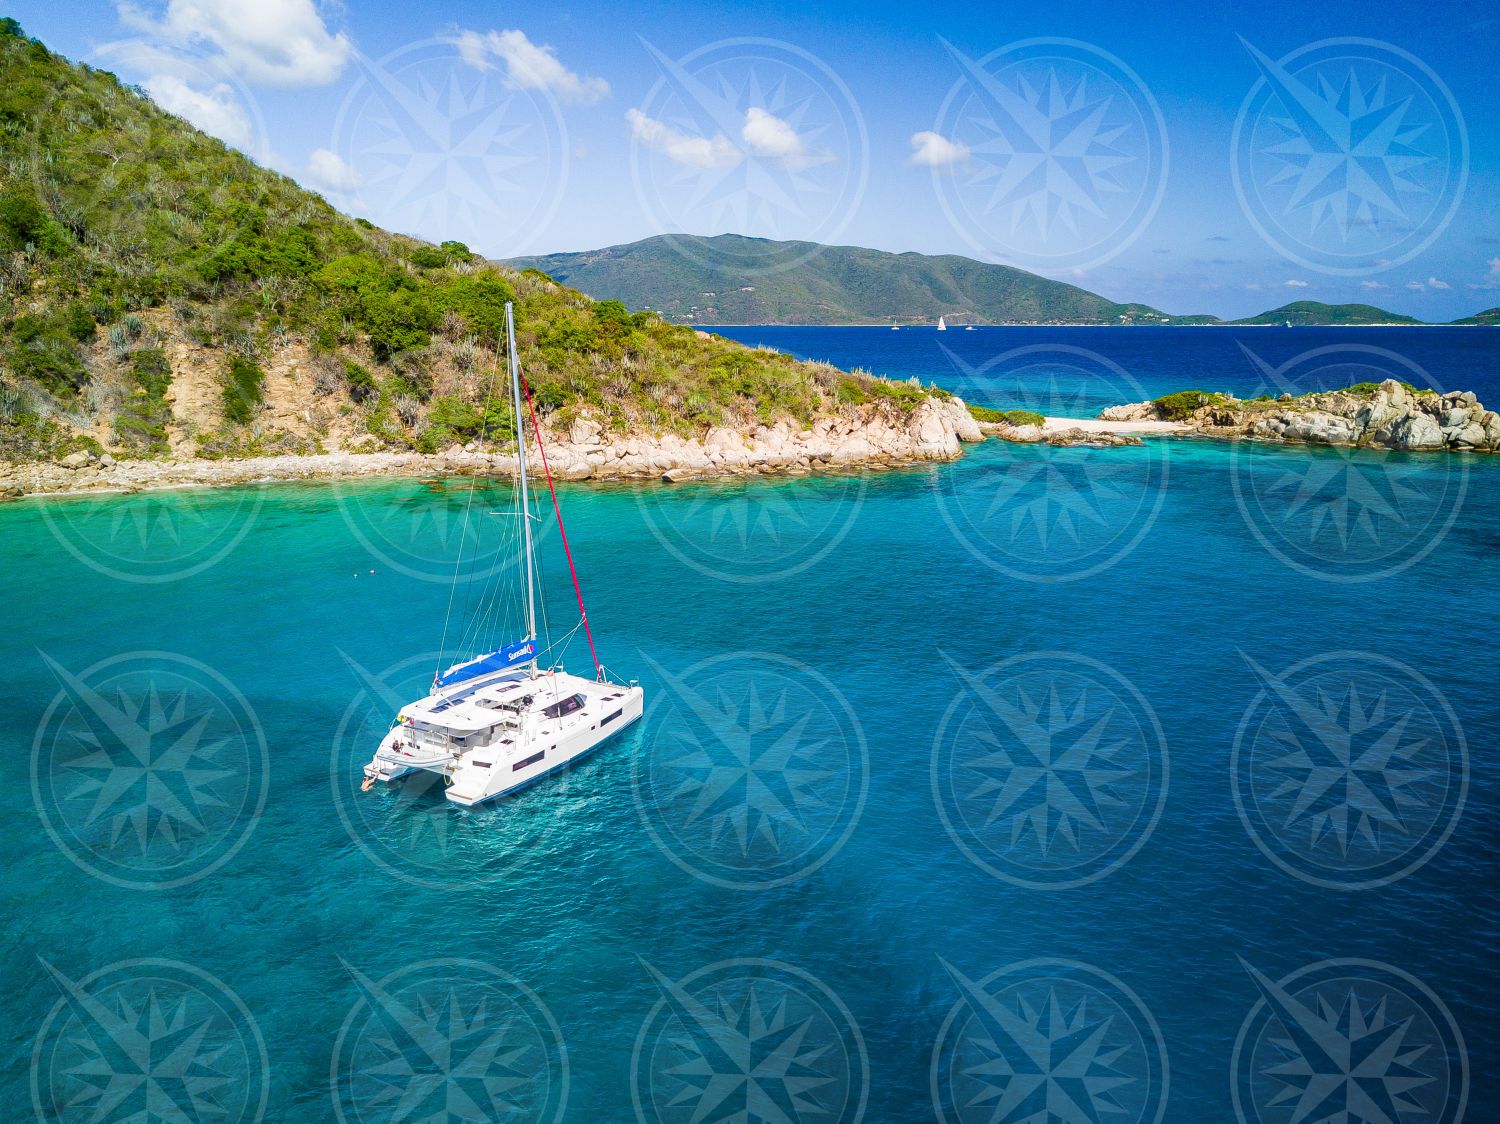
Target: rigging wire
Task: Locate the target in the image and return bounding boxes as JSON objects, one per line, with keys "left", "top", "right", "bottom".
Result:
{"left": 435, "top": 333, "right": 505, "bottom": 680}
{"left": 517, "top": 358, "right": 604, "bottom": 681}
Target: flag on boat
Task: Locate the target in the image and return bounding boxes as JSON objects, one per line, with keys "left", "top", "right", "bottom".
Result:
{"left": 435, "top": 639, "right": 538, "bottom": 689}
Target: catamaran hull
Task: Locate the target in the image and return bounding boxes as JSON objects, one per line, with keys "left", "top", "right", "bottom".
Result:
{"left": 444, "top": 685, "right": 644, "bottom": 806}
{"left": 446, "top": 709, "right": 642, "bottom": 807}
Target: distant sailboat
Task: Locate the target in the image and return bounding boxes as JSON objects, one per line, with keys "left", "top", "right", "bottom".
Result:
{"left": 965, "top": 325, "right": 975, "bottom": 331}
{"left": 937, "top": 316, "right": 947, "bottom": 331}
{"left": 891, "top": 323, "right": 899, "bottom": 331}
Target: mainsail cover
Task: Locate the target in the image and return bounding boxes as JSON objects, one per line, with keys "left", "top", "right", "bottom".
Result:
{"left": 435, "top": 639, "right": 537, "bottom": 688}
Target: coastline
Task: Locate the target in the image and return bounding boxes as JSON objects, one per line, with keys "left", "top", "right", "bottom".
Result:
{"left": 11, "top": 390, "right": 1494, "bottom": 503}
{"left": 0, "top": 396, "right": 986, "bottom": 501}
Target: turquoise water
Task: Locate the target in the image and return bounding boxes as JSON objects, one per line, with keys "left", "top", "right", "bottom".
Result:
{"left": 3, "top": 333, "right": 1498, "bottom": 1121}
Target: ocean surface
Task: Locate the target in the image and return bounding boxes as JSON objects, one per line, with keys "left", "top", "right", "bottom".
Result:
{"left": 2, "top": 327, "right": 1497, "bottom": 1122}
{"left": 713, "top": 323, "right": 1500, "bottom": 419}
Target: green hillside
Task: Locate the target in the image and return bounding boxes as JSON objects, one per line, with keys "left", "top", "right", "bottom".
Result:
{"left": 507, "top": 234, "right": 1210, "bottom": 325}
{"left": 1230, "top": 301, "right": 1423, "bottom": 326}
{"left": 1452, "top": 307, "right": 1500, "bottom": 326}
{"left": 0, "top": 20, "right": 914, "bottom": 463}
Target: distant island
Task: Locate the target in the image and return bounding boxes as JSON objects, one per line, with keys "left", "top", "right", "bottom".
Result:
{"left": 1230, "top": 301, "right": 1422, "bottom": 327}
{"left": 507, "top": 235, "right": 1494, "bottom": 328}
{"left": 507, "top": 234, "right": 1198, "bottom": 326}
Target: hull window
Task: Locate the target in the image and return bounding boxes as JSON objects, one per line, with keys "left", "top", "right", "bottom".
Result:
{"left": 514, "top": 750, "right": 545, "bottom": 771}
{"left": 600, "top": 709, "right": 623, "bottom": 727}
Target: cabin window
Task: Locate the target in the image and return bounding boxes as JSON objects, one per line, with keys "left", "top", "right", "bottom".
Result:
{"left": 513, "top": 750, "right": 544, "bottom": 771}
{"left": 541, "top": 694, "right": 586, "bottom": 719}
{"left": 600, "top": 709, "right": 622, "bottom": 727}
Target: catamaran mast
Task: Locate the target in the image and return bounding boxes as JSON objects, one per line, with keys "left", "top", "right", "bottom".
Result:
{"left": 506, "top": 302, "right": 538, "bottom": 647}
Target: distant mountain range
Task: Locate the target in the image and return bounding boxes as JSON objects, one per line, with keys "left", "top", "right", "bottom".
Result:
{"left": 507, "top": 235, "right": 1491, "bottom": 327}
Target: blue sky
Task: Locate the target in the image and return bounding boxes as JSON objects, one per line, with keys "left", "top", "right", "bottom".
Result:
{"left": 9, "top": 0, "right": 1499, "bottom": 318}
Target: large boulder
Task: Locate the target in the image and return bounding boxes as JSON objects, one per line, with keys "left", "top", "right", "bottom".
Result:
{"left": 1279, "top": 412, "right": 1359, "bottom": 445}
{"left": 945, "top": 398, "right": 985, "bottom": 442}
{"left": 1357, "top": 380, "right": 1408, "bottom": 433}
{"left": 1449, "top": 422, "right": 1488, "bottom": 448}
{"left": 997, "top": 423, "right": 1044, "bottom": 443}
{"left": 59, "top": 450, "right": 93, "bottom": 469}
{"left": 1099, "top": 402, "right": 1155, "bottom": 421}
{"left": 906, "top": 399, "right": 961, "bottom": 457}
{"left": 704, "top": 426, "right": 743, "bottom": 454}
{"left": 1383, "top": 412, "right": 1445, "bottom": 450}
{"left": 568, "top": 415, "right": 602, "bottom": 445}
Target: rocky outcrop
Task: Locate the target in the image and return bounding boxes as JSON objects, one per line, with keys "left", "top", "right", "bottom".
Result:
{"left": 1108, "top": 380, "right": 1500, "bottom": 453}
{"left": 980, "top": 420, "right": 1142, "bottom": 447}
{"left": 0, "top": 394, "right": 985, "bottom": 500}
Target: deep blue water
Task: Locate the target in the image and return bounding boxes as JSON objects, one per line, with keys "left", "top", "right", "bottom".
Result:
{"left": 712, "top": 324, "right": 1500, "bottom": 420}
{"left": 2, "top": 327, "right": 1498, "bottom": 1122}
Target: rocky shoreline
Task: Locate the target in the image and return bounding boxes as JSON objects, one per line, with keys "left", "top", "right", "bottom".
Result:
{"left": 8, "top": 378, "right": 1495, "bottom": 503}
{"left": 0, "top": 396, "right": 984, "bottom": 501}
{"left": 1099, "top": 379, "right": 1500, "bottom": 453}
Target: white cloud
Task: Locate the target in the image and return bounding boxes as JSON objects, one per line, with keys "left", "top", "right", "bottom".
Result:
{"left": 1427, "top": 276, "right": 1451, "bottom": 290}
{"left": 453, "top": 28, "right": 608, "bottom": 105}
{"left": 1474, "top": 258, "right": 1500, "bottom": 290}
{"left": 627, "top": 105, "right": 819, "bottom": 169}
{"left": 742, "top": 107, "right": 806, "bottom": 163}
{"left": 139, "top": 71, "right": 252, "bottom": 147}
{"left": 627, "top": 109, "right": 739, "bottom": 169}
{"left": 909, "top": 131, "right": 970, "bottom": 167}
{"left": 118, "top": 0, "right": 351, "bottom": 86}
{"left": 1407, "top": 280, "right": 1426, "bottom": 291}
{"left": 1284, "top": 279, "right": 1309, "bottom": 288}
{"left": 307, "top": 147, "right": 362, "bottom": 192}
{"left": 1360, "top": 280, "right": 1386, "bottom": 290}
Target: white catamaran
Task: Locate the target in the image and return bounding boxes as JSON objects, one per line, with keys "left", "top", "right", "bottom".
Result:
{"left": 360, "top": 303, "right": 644, "bottom": 806}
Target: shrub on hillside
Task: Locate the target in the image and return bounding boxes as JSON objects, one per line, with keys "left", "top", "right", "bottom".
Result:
{"left": 1152, "top": 390, "right": 1228, "bottom": 419}
{"left": 222, "top": 355, "right": 264, "bottom": 424}
{"left": 115, "top": 347, "right": 172, "bottom": 452}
